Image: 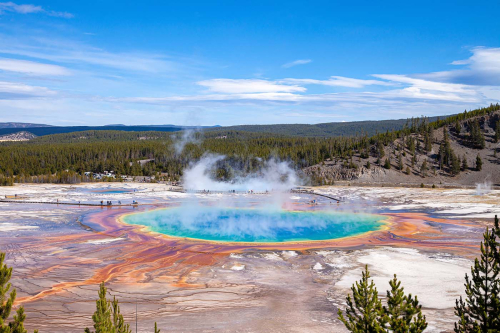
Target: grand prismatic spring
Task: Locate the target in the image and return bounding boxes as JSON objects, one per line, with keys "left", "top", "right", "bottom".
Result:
{"left": 122, "top": 207, "right": 385, "bottom": 243}
{"left": 0, "top": 183, "right": 498, "bottom": 332}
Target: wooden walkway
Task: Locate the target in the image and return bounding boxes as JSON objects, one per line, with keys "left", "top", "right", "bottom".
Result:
{"left": 0, "top": 188, "right": 344, "bottom": 207}
{"left": 0, "top": 199, "right": 139, "bottom": 207}
{"left": 290, "top": 190, "right": 344, "bottom": 202}
{"left": 166, "top": 188, "right": 344, "bottom": 202}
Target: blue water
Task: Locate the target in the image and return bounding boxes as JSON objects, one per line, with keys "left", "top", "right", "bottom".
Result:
{"left": 96, "top": 190, "right": 132, "bottom": 194}
{"left": 78, "top": 188, "right": 135, "bottom": 194}
{"left": 123, "top": 207, "right": 384, "bottom": 243}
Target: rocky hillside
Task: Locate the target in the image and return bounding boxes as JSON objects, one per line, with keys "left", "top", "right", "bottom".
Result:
{"left": 0, "top": 131, "right": 37, "bottom": 142}
{"left": 303, "top": 108, "right": 500, "bottom": 187}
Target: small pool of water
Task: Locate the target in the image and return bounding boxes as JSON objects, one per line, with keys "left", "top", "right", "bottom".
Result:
{"left": 122, "top": 207, "right": 385, "bottom": 243}
{"left": 78, "top": 188, "right": 137, "bottom": 194}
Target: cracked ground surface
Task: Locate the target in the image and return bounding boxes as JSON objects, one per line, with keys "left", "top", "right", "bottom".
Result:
{"left": 0, "top": 183, "right": 498, "bottom": 332}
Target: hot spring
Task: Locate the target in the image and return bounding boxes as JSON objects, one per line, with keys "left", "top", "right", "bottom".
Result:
{"left": 122, "top": 207, "right": 385, "bottom": 243}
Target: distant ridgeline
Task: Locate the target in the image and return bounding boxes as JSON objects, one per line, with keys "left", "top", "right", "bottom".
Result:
{"left": 0, "top": 116, "right": 445, "bottom": 138}
{"left": 0, "top": 125, "right": 197, "bottom": 137}
{"left": 204, "top": 115, "right": 447, "bottom": 138}
{"left": 0, "top": 104, "right": 498, "bottom": 185}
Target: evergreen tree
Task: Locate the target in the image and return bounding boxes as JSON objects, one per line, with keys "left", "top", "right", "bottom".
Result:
{"left": 494, "top": 120, "right": 500, "bottom": 143}
{"left": 451, "top": 153, "right": 461, "bottom": 176}
{"left": 461, "top": 156, "right": 468, "bottom": 171}
{"left": 85, "top": 282, "right": 131, "bottom": 333}
{"left": 407, "top": 138, "right": 416, "bottom": 156}
{"left": 424, "top": 128, "right": 433, "bottom": 153}
{"left": 475, "top": 154, "right": 482, "bottom": 171}
{"left": 338, "top": 265, "right": 384, "bottom": 332}
{"left": 469, "top": 120, "right": 485, "bottom": 149}
{"left": 398, "top": 154, "right": 403, "bottom": 171}
{"left": 377, "top": 141, "right": 385, "bottom": 158}
{"left": 380, "top": 275, "right": 427, "bottom": 333}
{"left": 420, "top": 160, "right": 428, "bottom": 177}
{"left": 493, "top": 215, "right": 500, "bottom": 267}
{"left": 384, "top": 158, "right": 391, "bottom": 170}
{"left": 454, "top": 120, "right": 462, "bottom": 134}
{"left": 454, "top": 217, "right": 500, "bottom": 332}
{"left": 0, "top": 252, "right": 38, "bottom": 333}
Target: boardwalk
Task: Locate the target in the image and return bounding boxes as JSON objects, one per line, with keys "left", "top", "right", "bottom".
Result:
{"left": 0, "top": 199, "right": 139, "bottom": 207}
{"left": 290, "top": 189, "right": 344, "bottom": 202}
{"left": 0, "top": 188, "right": 344, "bottom": 207}
{"left": 167, "top": 188, "right": 345, "bottom": 202}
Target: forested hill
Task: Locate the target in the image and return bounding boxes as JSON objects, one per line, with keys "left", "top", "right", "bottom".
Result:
{"left": 0, "top": 104, "right": 497, "bottom": 186}
{"left": 0, "top": 115, "right": 449, "bottom": 138}
{"left": 204, "top": 115, "right": 446, "bottom": 137}
{"left": 304, "top": 104, "right": 500, "bottom": 187}
{"left": 0, "top": 125, "right": 189, "bottom": 137}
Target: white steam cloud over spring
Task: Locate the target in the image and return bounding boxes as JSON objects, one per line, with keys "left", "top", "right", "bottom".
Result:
{"left": 182, "top": 153, "right": 302, "bottom": 192}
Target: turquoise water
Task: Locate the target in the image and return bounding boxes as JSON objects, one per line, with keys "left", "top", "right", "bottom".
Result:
{"left": 79, "top": 188, "right": 135, "bottom": 194}
{"left": 123, "top": 207, "right": 384, "bottom": 243}
{"left": 96, "top": 190, "right": 132, "bottom": 194}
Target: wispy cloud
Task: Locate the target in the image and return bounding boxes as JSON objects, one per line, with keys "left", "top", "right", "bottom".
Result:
{"left": 0, "top": 58, "right": 71, "bottom": 76}
{"left": 281, "top": 76, "right": 394, "bottom": 88}
{"left": 0, "top": 38, "right": 181, "bottom": 73}
{"left": 418, "top": 47, "right": 500, "bottom": 86}
{"left": 197, "top": 79, "right": 306, "bottom": 93}
{"left": 0, "top": 80, "right": 56, "bottom": 98}
{"left": 1, "top": 38, "right": 498, "bottom": 125}
{"left": 104, "top": 70, "right": 486, "bottom": 109}
{"left": 0, "top": 2, "right": 41, "bottom": 14}
{"left": 0, "top": 2, "right": 73, "bottom": 18}
{"left": 282, "top": 59, "right": 312, "bottom": 68}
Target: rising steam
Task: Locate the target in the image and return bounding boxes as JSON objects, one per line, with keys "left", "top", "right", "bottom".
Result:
{"left": 173, "top": 129, "right": 201, "bottom": 154}
{"left": 181, "top": 153, "right": 302, "bottom": 192}
{"left": 475, "top": 179, "right": 492, "bottom": 195}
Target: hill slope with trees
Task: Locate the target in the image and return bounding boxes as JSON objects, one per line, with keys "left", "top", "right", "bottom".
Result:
{"left": 304, "top": 105, "right": 500, "bottom": 187}
{"left": 0, "top": 104, "right": 498, "bottom": 187}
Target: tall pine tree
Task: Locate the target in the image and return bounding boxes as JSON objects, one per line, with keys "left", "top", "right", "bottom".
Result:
{"left": 84, "top": 282, "right": 162, "bottom": 333}
{"left": 84, "top": 282, "right": 131, "bottom": 333}
{"left": 0, "top": 252, "right": 38, "bottom": 333}
{"left": 494, "top": 120, "right": 500, "bottom": 143}
{"left": 338, "top": 265, "right": 384, "bottom": 332}
{"left": 380, "top": 275, "right": 427, "bottom": 333}
{"left": 454, "top": 216, "right": 500, "bottom": 332}
{"left": 475, "top": 154, "right": 482, "bottom": 171}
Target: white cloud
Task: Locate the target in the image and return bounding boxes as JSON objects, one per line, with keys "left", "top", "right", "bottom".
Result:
{"left": 0, "top": 2, "right": 72, "bottom": 17}
{"left": 0, "top": 80, "right": 56, "bottom": 97}
{"left": 1, "top": 40, "right": 498, "bottom": 125}
{"left": 282, "top": 59, "right": 312, "bottom": 68}
{"left": 197, "top": 79, "right": 306, "bottom": 94}
{"left": 419, "top": 47, "right": 500, "bottom": 86}
{"left": 371, "top": 74, "right": 479, "bottom": 103}
{"left": 279, "top": 111, "right": 346, "bottom": 119}
{"left": 281, "top": 76, "right": 394, "bottom": 88}
{"left": 373, "top": 74, "right": 471, "bottom": 93}
{"left": 0, "top": 39, "right": 180, "bottom": 73}
{"left": 47, "top": 10, "right": 73, "bottom": 18}
{"left": 0, "top": 58, "right": 71, "bottom": 76}
{"left": 0, "top": 2, "right": 41, "bottom": 13}
{"left": 451, "top": 47, "right": 500, "bottom": 72}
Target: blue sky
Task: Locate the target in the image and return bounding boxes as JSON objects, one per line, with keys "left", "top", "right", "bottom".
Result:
{"left": 0, "top": 1, "right": 499, "bottom": 126}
